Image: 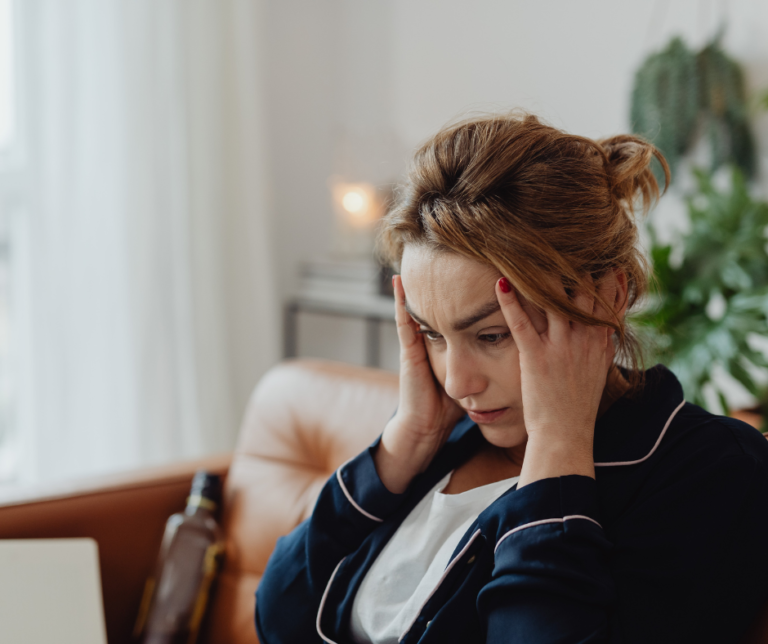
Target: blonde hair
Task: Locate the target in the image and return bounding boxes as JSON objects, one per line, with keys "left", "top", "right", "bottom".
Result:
{"left": 377, "top": 112, "right": 669, "bottom": 394}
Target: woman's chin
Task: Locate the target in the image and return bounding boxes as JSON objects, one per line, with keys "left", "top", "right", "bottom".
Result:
{"left": 476, "top": 417, "right": 528, "bottom": 449}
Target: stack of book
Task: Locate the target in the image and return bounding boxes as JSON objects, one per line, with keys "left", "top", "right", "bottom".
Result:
{"left": 297, "top": 259, "right": 394, "bottom": 317}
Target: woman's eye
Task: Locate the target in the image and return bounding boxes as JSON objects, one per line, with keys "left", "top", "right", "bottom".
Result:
{"left": 417, "top": 329, "right": 443, "bottom": 341}
{"left": 479, "top": 332, "right": 511, "bottom": 345}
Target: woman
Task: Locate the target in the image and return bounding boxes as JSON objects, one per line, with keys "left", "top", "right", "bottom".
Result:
{"left": 255, "top": 113, "right": 768, "bottom": 643}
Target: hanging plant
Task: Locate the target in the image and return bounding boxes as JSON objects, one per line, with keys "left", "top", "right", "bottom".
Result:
{"left": 630, "top": 33, "right": 756, "bottom": 182}
{"left": 630, "top": 37, "right": 700, "bottom": 182}
{"left": 697, "top": 37, "right": 756, "bottom": 176}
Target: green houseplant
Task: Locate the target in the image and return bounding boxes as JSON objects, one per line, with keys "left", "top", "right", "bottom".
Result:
{"left": 636, "top": 167, "right": 768, "bottom": 415}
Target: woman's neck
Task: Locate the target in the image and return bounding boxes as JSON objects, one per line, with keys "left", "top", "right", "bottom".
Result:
{"left": 597, "top": 366, "right": 630, "bottom": 418}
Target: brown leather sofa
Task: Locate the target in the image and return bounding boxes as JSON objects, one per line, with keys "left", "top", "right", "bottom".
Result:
{"left": 1, "top": 358, "right": 767, "bottom": 643}
{"left": 0, "top": 360, "right": 399, "bottom": 644}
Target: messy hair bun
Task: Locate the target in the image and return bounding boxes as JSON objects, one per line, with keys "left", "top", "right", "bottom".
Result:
{"left": 378, "top": 112, "right": 670, "bottom": 394}
{"left": 599, "top": 134, "right": 669, "bottom": 209}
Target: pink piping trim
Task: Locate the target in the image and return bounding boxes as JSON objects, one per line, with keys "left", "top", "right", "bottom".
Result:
{"left": 594, "top": 399, "right": 686, "bottom": 467}
{"left": 495, "top": 515, "right": 603, "bottom": 553}
{"left": 336, "top": 464, "right": 383, "bottom": 523}
{"left": 316, "top": 557, "right": 346, "bottom": 644}
{"left": 398, "top": 529, "right": 483, "bottom": 642}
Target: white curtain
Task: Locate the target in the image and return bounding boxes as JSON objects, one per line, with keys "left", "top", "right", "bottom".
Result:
{"left": 13, "top": 0, "right": 278, "bottom": 484}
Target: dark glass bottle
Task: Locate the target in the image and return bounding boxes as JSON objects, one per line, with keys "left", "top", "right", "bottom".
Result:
{"left": 134, "top": 471, "right": 225, "bottom": 644}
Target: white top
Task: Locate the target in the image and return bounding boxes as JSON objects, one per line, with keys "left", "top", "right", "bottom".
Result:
{"left": 349, "top": 471, "right": 520, "bottom": 644}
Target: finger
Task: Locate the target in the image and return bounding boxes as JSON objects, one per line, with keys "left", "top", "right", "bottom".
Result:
{"left": 519, "top": 292, "right": 548, "bottom": 335}
{"left": 594, "top": 272, "right": 620, "bottom": 330}
{"left": 496, "top": 277, "right": 541, "bottom": 353}
{"left": 543, "top": 277, "right": 570, "bottom": 341}
{"left": 572, "top": 289, "right": 594, "bottom": 332}
{"left": 393, "top": 275, "right": 422, "bottom": 351}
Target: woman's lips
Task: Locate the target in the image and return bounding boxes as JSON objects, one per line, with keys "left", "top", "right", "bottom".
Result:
{"left": 466, "top": 407, "right": 509, "bottom": 423}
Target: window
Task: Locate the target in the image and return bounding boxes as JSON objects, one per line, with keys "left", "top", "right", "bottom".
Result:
{"left": 0, "top": 0, "right": 14, "bottom": 153}
{"left": 0, "top": 0, "right": 18, "bottom": 484}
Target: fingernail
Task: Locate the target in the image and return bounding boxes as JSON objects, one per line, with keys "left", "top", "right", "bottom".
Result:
{"left": 498, "top": 277, "right": 512, "bottom": 294}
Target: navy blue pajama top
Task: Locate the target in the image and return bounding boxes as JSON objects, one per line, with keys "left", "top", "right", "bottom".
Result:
{"left": 255, "top": 365, "right": 768, "bottom": 643}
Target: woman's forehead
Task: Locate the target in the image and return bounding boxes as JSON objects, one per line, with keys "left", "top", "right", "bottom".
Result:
{"left": 400, "top": 244, "right": 496, "bottom": 280}
{"left": 400, "top": 245, "right": 502, "bottom": 328}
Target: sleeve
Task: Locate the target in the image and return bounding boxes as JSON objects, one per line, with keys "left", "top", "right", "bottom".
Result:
{"left": 477, "top": 447, "right": 768, "bottom": 643}
{"left": 606, "top": 450, "right": 768, "bottom": 643}
{"left": 477, "top": 475, "right": 616, "bottom": 643}
{"left": 254, "top": 437, "right": 407, "bottom": 644}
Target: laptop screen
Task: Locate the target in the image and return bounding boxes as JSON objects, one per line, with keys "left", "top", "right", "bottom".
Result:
{"left": 0, "top": 538, "right": 108, "bottom": 644}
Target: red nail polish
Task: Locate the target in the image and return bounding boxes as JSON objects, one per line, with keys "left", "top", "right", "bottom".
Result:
{"left": 498, "top": 277, "right": 511, "bottom": 294}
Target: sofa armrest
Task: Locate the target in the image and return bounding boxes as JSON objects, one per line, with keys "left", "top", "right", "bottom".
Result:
{"left": 0, "top": 453, "right": 232, "bottom": 644}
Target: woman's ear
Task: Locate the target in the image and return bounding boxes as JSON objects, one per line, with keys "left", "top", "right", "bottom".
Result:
{"left": 595, "top": 269, "right": 629, "bottom": 325}
{"left": 612, "top": 269, "right": 630, "bottom": 318}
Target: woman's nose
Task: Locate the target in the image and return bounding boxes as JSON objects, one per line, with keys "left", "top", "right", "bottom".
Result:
{"left": 443, "top": 348, "right": 487, "bottom": 401}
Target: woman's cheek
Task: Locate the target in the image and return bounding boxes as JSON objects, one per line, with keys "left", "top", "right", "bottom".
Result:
{"left": 488, "top": 342, "right": 522, "bottom": 390}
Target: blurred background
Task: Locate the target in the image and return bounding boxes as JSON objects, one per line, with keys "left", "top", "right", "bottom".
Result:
{"left": 0, "top": 0, "right": 767, "bottom": 488}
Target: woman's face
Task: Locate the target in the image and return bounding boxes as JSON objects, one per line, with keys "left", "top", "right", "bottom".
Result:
{"left": 399, "top": 244, "right": 547, "bottom": 450}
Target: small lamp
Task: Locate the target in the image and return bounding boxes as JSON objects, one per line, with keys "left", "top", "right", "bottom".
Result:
{"left": 330, "top": 179, "right": 384, "bottom": 258}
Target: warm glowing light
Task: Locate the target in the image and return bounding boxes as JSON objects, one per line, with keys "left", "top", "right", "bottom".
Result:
{"left": 330, "top": 180, "right": 380, "bottom": 231}
{"left": 342, "top": 190, "right": 366, "bottom": 214}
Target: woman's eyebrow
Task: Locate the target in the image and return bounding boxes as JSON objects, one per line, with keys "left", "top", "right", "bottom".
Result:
{"left": 453, "top": 301, "right": 501, "bottom": 331}
{"left": 404, "top": 301, "right": 431, "bottom": 328}
{"left": 404, "top": 300, "right": 502, "bottom": 332}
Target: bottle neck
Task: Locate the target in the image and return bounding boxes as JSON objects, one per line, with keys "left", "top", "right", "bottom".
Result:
{"left": 185, "top": 494, "right": 218, "bottom": 516}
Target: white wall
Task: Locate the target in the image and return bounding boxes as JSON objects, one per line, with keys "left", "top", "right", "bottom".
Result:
{"left": 388, "top": 0, "right": 768, "bottom": 153}
{"left": 262, "top": 0, "right": 768, "bottom": 372}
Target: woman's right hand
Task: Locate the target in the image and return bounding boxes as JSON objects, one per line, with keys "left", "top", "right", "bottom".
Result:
{"left": 374, "top": 275, "right": 465, "bottom": 494}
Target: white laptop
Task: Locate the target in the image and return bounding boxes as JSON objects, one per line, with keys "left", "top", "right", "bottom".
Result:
{"left": 0, "top": 538, "right": 108, "bottom": 644}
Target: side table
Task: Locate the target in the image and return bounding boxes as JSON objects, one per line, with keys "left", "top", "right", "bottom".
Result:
{"left": 284, "top": 293, "right": 396, "bottom": 368}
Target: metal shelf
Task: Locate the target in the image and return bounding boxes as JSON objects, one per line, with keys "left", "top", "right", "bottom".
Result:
{"left": 284, "top": 293, "right": 395, "bottom": 367}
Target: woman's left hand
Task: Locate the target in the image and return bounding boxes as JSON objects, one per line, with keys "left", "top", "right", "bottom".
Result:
{"left": 495, "top": 277, "right": 615, "bottom": 488}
